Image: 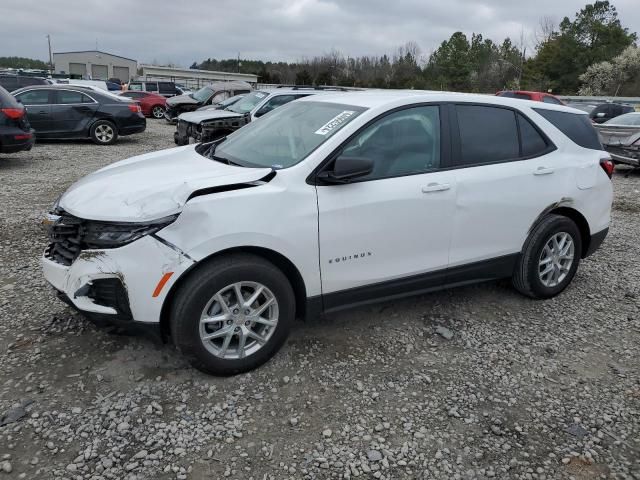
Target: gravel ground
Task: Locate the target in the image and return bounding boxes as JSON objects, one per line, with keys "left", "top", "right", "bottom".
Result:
{"left": 0, "top": 120, "right": 638, "bottom": 480}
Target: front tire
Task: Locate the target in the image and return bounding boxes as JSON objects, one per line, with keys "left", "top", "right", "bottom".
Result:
{"left": 90, "top": 120, "right": 118, "bottom": 145}
{"left": 513, "top": 214, "right": 582, "bottom": 299}
{"left": 170, "top": 254, "right": 295, "bottom": 375}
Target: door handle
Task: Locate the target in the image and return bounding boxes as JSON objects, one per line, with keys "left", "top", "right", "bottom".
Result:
{"left": 422, "top": 182, "right": 451, "bottom": 193}
{"left": 533, "top": 166, "right": 554, "bottom": 175}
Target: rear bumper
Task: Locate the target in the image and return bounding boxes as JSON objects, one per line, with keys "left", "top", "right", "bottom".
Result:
{"left": 119, "top": 119, "right": 146, "bottom": 136}
{"left": 584, "top": 228, "right": 608, "bottom": 258}
{"left": 0, "top": 129, "right": 35, "bottom": 153}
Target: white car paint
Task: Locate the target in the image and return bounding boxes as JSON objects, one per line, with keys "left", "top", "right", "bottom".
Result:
{"left": 42, "top": 90, "right": 613, "bottom": 325}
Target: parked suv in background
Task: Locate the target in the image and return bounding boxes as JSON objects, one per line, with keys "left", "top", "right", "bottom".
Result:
{"left": 589, "top": 103, "right": 635, "bottom": 124}
{"left": 174, "top": 87, "right": 341, "bottom": 145}
{"left": 42, "top": 92, "right": 612, "bottom": 375}
{"left": 0, "top": 84, "right": 34, "bottom": 154}
{"left": 496, "top": 90, "right": 565, "bottom": 105}
{"left": 127, "top": 81, "right": 180, "bottom": 97}
{"left": 0, "top": 74, "right": 49, "bottom": 92}
{"left": 13, "top": 85, "right": 146, "bottom": 145}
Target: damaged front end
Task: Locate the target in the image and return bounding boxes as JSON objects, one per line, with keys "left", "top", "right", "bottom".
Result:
{"left": 174, "top": 113, "right": 251, "bottom": 145}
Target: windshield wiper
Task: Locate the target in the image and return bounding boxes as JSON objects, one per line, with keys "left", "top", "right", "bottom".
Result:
{"left": 204, "top": 140, "right": 244, "bottom": 167}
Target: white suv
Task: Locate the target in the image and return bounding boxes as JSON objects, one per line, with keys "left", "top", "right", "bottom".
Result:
{"left": 42, "top": 91, "right": 613, "bottom": 375}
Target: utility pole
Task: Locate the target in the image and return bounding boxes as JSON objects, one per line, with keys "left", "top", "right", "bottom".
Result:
{"left": 237, "top": 53, "right": 241, "bottom": 73}
{"left": 46, "top": 34, "right": 53, "bottom": 73}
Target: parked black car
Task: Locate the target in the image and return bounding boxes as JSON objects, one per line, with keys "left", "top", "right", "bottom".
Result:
{"left": 164, "top": 81, "right": 252, "bottom": 122}
{"left": 0, "top": 74, "right": 49, "bottom": 92}
{"left": 0, "top": 84, "right": 34, "bottom": 154}
{"left": 12, "top": 85, "right": 146, "bottom": 145}
{"left": 590, "top": 103, "right": 635, "bottom": 124}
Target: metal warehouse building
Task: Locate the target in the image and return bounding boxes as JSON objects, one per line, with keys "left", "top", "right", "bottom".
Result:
{"left": 139, "top": 65, "right": 258, "bottom": 90}
{"left": 53, "top": 50, "right": 137, "bottom": 82}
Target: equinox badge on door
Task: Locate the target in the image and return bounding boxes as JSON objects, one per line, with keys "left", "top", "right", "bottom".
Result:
{"left": 328, "top": 252, "right": 372, "bottom": 264}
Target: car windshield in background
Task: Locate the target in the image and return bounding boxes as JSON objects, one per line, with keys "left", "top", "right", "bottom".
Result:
{"left": 225, "top": 91, "right": 269, "bottom": 114}
{"left": 605, "top": 113, "right": 640, "bottom": 126}
{"left": 211, "top": 101, "right": 366, "bottom": 169}
{"left": 191, "top": 87, "right": 213, "bottom": 102}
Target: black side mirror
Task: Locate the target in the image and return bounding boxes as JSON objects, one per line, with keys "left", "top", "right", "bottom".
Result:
{"left": 317, "top": 155, "right": 374, "bottom": 184}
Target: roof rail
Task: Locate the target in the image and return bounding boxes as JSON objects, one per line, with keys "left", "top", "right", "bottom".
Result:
{"left": 276, "top": 85, "right": 352, "bottom": 91}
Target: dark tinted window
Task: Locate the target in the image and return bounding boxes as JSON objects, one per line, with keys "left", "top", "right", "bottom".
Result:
{"left": 498, "top": 91, "right": 531, "bottom": 100}
{"left": 0, "top": 76, "right": 19, "bottom": 92}
{"left": 15, "top": 90, "right": 51, "bottom": 105}
{"left": 158, "top": 82, "right": 176, "bottom": 94}
{"left": 255, "top": 94, "right": 297, "bottom": 117}
{"left": 20, "top": 77, "right": 46, "bottom": 87}
{"left": 145, "top": 82, "right": 158, "bottom": 92}
{"left": 534, "top": 108, "right": 602, "bottom": 150}
{"left": 341, "top": 105, "right": 441, "bottom": 180}
{"left": 542, "top": 95, "right": 563, "bottom": 105}
{"left": 57, "top": 90, "right": 93, "bottom": 104}
{"left": 518, "top": 114, "right": 549, "bottom": 156}
{"left": 456, "top": 105, "right": 519, "bottom": 165}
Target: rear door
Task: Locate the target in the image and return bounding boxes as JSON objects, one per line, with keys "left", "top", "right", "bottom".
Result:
{"left": 50, "top": 90, "right": 99, "bottom": 137}
{"left": 158, "top": 82, "right": 177, "bottom": 97}
{"left": 14, "top": 89, "right": 54, "bottom": 134}
{"left": 446, "top": 103, "right": 565, "bottom": 270}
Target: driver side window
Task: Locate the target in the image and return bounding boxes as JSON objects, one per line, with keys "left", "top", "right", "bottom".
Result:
{"left": 340, "top": 105, "right": 441, "bottom": 181}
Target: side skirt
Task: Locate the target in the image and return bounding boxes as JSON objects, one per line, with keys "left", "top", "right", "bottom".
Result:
{"left": 313, "top": 253, "right": 519, "bottom": 315}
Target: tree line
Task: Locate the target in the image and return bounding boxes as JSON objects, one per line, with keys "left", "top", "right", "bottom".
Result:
{"left": 193, "top": 1, "right": 637, "bottom": 95}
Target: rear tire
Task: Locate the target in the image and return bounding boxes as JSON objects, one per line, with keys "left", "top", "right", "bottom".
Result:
{"left": 513, "top": 214, "right": 582, "bottom": 299}
{"left": 90, "top": 120, "right": 118, "bottom": 145}
{"left": 151, "top": 105, "right": 165, "bottom": 119}
{"left": 170, "top": 254, "right": 295, "bottom": 375}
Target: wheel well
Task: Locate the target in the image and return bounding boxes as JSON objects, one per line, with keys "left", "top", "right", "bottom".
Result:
{"left": 159, "top": 246, "right": 308, "bottom": 340}
{"left": 548, "top": 207, "right": 591, "bottom": 258}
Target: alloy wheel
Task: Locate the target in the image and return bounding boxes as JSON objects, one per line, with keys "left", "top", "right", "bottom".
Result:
{"left": 199, "top": 282, "right": 279, "bottom": 360}
{"left": 538, "top": 232, "right": 575, "bottom": 288}
{"left": 152, "top": 106, "right": 165, "bottom": 119}
{"left": 95, "top": 124, "right": 114, "bottom": 143}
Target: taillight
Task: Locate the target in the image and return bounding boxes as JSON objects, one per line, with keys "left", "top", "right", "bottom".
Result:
{"left": 128, "top": 103, "right": 141, "bottom": 113}
{"left": 600, "top": 158, "right": 614, "bottom": 179}
{"left": 1, "top": 107, "right": 25, "bottom": 120}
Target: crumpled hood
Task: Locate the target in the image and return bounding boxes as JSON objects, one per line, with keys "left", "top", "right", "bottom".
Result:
{"left": 166, "top": 94, "right": 199, "bottom": 107}
{"left": 179, "top": 109, "right": 243, "bottom": 125}
{"left": 59, "top": 145, "right": 272, "bottom": 222}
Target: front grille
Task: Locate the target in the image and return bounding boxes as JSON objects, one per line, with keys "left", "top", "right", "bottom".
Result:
{"left": 45, "top": 214, "right": 84, "bottom": 266}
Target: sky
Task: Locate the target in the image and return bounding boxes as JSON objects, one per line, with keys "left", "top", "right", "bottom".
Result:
{"left": 0, "top": 0, "right": 638, "bottom": 67}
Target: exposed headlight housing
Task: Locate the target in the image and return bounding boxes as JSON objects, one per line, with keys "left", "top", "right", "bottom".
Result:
{"left": 82, "top": 214, "right": 179, "bottom": 249}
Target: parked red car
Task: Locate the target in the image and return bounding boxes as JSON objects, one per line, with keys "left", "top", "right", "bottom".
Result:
{"left": 496, "top": 90, "right": 565, "bottom": 105}
{"left": 119, "top": 91, "right": 167, "bottom": 119}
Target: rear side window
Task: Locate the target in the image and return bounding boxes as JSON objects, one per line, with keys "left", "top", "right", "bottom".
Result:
{"left": 15, "top": 90, "right": 51, "bottom": 105}
{"left": 20, "top": 77, "right": 46, "bottom": 87}
{"left": 498, "top": 92, "right": 531, "bottom": 100}
{"left": 158, "top": 82, "right": 175, "bottom": 94}
{"left": 145, "top": 82, "right": 158, "bottom": 92}
{"left": 542, "top": 96, "right": 563, "bottom": 105}
{"left": 534, "top": 108, "right": 602, "bottom": 150}
{"left": 518, "top": 114, "right": 549, "bottom": 157}
{"left": 57, "top": 91, "right": 93, "bottom": 104}
{"left": 0, "top": 76, "right": 19, "bottom": 92}
{"left": 456, "top": 105, "right": 519, "bottom": 166}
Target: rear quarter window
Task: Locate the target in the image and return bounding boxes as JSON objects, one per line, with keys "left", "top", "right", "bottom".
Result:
{"left": 534, "top": 108, "right": 602, "bottom": 150}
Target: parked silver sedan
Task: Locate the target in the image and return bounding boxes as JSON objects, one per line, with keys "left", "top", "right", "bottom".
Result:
{"left": 596, "top": 112, "right": 640, "bottom": 166}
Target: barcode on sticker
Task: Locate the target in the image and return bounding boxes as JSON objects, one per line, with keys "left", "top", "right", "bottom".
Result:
{"left": 314, "top": 111, "right": 355, "bottom": 135}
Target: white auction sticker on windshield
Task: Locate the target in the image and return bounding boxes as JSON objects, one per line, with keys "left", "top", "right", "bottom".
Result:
{"left": 314, "top": 111, "right": 356, "bottom": 135}
{"left": 255, "top": 92, "right": 267, "bottom": 98}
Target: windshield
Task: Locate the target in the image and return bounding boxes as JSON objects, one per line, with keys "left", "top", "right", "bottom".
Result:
{"left": 605, "top": 113, "right": 640, "bottom": 126}
{"left": 219, "top": 94, "right": 246, "bottom": 108}
{"left": 226, "top": 91, "right": 269, "bottom": 114}
{"left": 210, "top": 101, "right": 366, "bottom": 168}
{"left": 191, "top": 86, "right": 213, "bottom": 103}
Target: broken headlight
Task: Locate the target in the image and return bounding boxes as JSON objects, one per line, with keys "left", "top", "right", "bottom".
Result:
{"left": 83, "top": 214, "right": 179, "bottom": 249}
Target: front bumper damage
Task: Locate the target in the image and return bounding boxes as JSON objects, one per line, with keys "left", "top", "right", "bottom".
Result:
{"left": 605, "top": 146, "right": 640, "bottom": 167}
{"left": 42, "top": 234, "right": 195, "bottom": 328}
{"left": 174, "top": 115, "right": 250, "bottom": 145}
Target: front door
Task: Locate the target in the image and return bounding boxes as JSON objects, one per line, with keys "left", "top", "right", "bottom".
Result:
{"left": 315, "top": 105, "right": 455, "bottom": 310}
